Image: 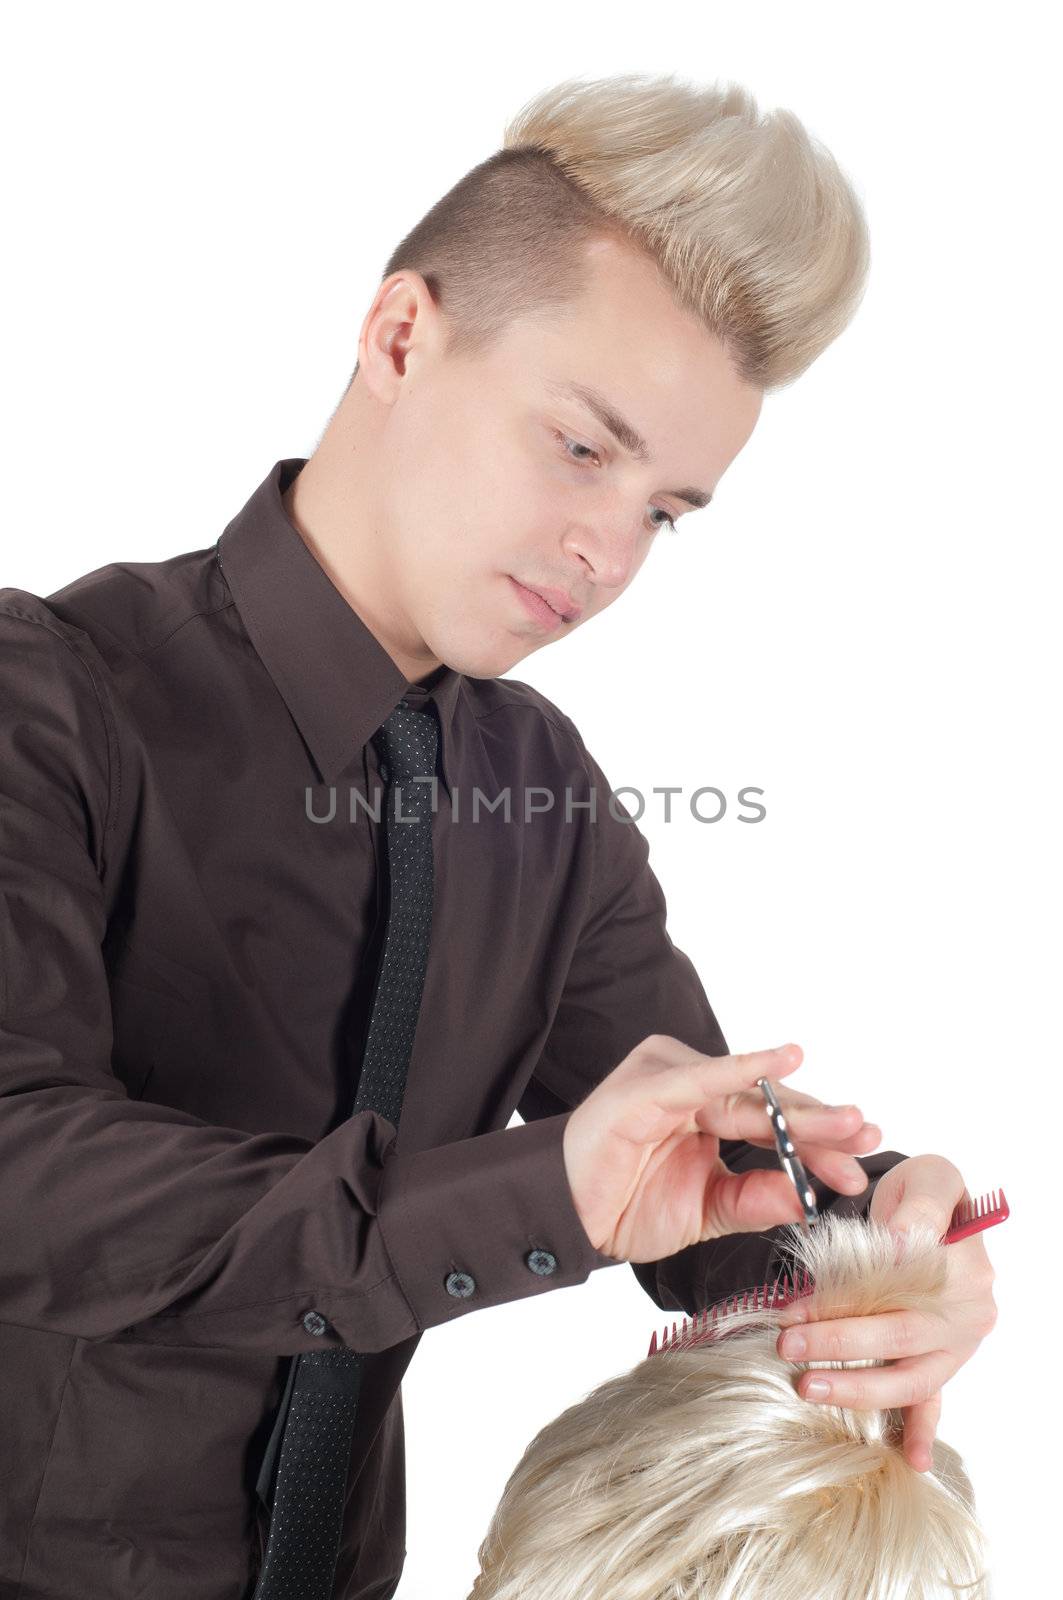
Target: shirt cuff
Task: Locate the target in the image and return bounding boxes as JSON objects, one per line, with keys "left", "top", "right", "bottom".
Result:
{"left": 377, "top": 1111, "right": 617, "bottom": 1333}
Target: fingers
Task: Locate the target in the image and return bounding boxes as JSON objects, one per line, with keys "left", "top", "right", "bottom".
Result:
{"left": 704, "top": 1164, "right": 819, "bottom": 1237}
{"left": 787, "top": 1351, "right": 956, "bottom": 1417}
{"left": 759, "top": 1081, "right": 861, "bottom": 1114}
{"left": 649, "top": 1039, "right": 806, "bottom": 1097}
{"left": 902, "top": 1393, "right": 943, "bottom": 1472}
{"left": 776, "top": 1307, "right": 935, "bottom": 1360}
{"left": 726, "top": 1066, "right": 882, "bottom": 1175}
{"left": 773, "top": 1132, "right": 883, "bottom": 1195}
{"left": 618, "top": 1038, "right": 881, "bottom": 1182}
{"left": 747, "top": 1081, "right": 882, "bottom": 1154}
{"left": 699, "top": 1094, "right": 879, "bottom": 1168}
{"left": 828, "top": 1123, "right": 883, "bottom": 1156}
{"left": 751, "top": 1104, "right": 881, "bottom": 1150}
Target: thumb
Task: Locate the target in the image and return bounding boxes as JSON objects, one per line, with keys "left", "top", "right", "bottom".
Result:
{"left": 868, "top": 1155, "right": 965, "bottom": 1245}
{"left": 708, "top": 1165, "right": 807, "bottom": 1239}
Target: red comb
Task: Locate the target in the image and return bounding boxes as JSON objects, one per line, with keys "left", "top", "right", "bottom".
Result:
{"left": 646, "top": 1186, "right": 1008, "bottom": 1358}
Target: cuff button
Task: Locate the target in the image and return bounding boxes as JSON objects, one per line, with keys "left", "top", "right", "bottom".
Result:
{"left": 302, "top": 1310, "right": 328, "bottom": 1336}
{"left": 526, "top": 1249, "right": 558, "bottom": 1276}
{"left": 445, "top": 1270, "right": 476, "bottom": 1299}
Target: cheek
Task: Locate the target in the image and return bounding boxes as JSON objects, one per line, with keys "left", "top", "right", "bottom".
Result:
{"left": 471, "top": 475, "right": 563, "bottom": 567}
{"left": 632, "top": 531, "right": 657, "bottom": 574}
{"left": 407, "top": 422, "right": 573, "bottom": 571}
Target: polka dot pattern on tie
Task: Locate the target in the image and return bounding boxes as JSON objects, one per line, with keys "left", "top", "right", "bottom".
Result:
{"left": 352, "top": 704, "right": 438, "bottom": 1127}
{"left": 253, "top": 1354, "right": 362, "bottom": 1599}
{"left": 252, "top": 702, "right": 438, "bottom": 1600}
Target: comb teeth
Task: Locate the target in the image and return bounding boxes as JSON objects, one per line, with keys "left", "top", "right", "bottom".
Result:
{"left": 945, "top": 1186, "right": 1008, "bottom": 1243}
{"left": 646, "top": 1186, "right": 1008, "bottom": 1359}
{"left": 647, "top": 1267, "right": 816, "bottom": 1357}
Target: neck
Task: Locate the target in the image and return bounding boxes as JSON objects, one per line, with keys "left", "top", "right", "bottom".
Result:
{"left": 282, "top": 385, "right": 443, "bottom": 684}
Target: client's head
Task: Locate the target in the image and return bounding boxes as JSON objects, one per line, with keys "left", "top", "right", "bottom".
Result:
{"left": 468, "top": 1214, "right": 989, "bottom": 1600}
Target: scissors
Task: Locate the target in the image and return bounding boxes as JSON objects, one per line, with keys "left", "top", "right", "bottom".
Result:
{"left": 756, "top": 1076, "right": 820, "bottom": 1231}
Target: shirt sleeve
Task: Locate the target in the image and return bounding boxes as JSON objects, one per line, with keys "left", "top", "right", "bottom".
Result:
{"left": 516, "top": 716, "right": 910, "bottom": 1318}
{"left": 0, "top": 599, "right": 609, "bottom": 1357}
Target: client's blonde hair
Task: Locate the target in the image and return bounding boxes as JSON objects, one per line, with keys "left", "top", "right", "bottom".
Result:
{"left": 468, "top": 1215, "right": 989, "bottom": 1600}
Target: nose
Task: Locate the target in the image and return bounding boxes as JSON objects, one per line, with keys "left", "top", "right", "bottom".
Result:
{"left": 561, "top": 515, "right": 642, "bottom": 593}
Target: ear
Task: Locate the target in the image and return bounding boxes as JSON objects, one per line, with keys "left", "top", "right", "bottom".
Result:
{"left": 357, "top": 270, "right": 441, "bottom": 401}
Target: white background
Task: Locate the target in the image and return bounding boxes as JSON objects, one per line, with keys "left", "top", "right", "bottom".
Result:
{"left": 2, "top": 3, "right": 1057, "bottom": 1596}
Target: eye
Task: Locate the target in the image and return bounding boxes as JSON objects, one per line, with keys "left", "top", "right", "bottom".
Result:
{"left": 554, "top": 431, "right": 678, "bottom": 534}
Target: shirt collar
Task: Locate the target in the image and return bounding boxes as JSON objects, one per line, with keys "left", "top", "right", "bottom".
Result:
{"left": 214, "top": 457, "right": 462, "bottom": 794}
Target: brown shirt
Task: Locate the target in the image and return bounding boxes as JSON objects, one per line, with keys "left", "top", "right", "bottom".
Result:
{"left": 0, "top": 457, "right": 907, "bottom": 1600}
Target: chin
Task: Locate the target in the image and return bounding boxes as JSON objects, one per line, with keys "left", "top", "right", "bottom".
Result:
{"left": 445, "top": 641, "right": 529, "bottom": 679}
{"left": 426, "top": 621, "right": 531, "bottom": 680}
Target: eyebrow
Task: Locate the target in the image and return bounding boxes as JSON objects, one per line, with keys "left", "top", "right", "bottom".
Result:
{"left": 544, "top": 378, "right": 714, "bottom": 509}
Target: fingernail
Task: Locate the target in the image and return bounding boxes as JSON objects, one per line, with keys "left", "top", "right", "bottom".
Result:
{"left": 780, "top": 1332, "right": 806, "bottom": 1358}
{"left": 805, "top": 1378, "right": 831, "bottom": 1399}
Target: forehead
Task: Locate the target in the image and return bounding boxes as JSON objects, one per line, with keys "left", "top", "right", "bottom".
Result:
{"left": 531, "top": 239, "right": 760, "bottom": 438}
{"left": 463, "top": 236, "right": 762, "bottom": 467}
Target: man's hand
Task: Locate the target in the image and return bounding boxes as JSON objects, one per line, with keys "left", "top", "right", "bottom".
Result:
{"left": 773, "top": 1153, "right": 999, "bottom": 1472}
{"left": 562, "top": 1036, "right": 882, "bottom": 1263}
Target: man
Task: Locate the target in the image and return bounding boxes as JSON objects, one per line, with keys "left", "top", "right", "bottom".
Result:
{"left": 0, "top": 74, "right": 995, "bottom": 1600}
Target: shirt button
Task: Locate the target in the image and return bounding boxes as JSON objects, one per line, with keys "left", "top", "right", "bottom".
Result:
{"left": 525, "top": 1249, "right": 558, "bottom": 1277}
{"left": 302, "top": 1310, "right": 328, "bottom": 1336}
{"left": 444, "top": 1270, "right": 476, "bottom": 1299}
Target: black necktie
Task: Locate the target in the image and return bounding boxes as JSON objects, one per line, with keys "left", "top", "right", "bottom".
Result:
{"left": 252, "top": 700, "right": 439, "bottom": 1600}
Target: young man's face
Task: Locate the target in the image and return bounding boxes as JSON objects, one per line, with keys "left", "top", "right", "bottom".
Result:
{"left": 367, "top": 234, "right": 763, "bottom": 680}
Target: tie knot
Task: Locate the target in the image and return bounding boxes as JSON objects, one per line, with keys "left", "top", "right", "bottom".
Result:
{"left": 371, "top": 702, "right": 439, "bottom": 786}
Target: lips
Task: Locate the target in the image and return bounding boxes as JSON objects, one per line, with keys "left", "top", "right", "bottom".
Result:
{"left": 513, "top": 580, "right": 582, "bottom": 622}
{"left": 509, "top": 576, "right": 563, "bottom": 624}
{"left": 509, "top": 577, "right": 571, "bottom": 630}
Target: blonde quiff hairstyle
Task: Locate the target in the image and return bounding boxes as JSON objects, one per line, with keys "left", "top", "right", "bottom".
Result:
{"left": 467, "top": 1215, "right": 991, "bottom": 1600}
{"left": 361, "top": 72, "right": 871, "bottom": 391}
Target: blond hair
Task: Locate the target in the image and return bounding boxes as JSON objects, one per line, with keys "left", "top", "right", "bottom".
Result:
{"left": 360, "top": 72, "right": 870, "bottom": 391}
{"left": 467, "top": 1214, "right": 990, "bottom": 1600}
